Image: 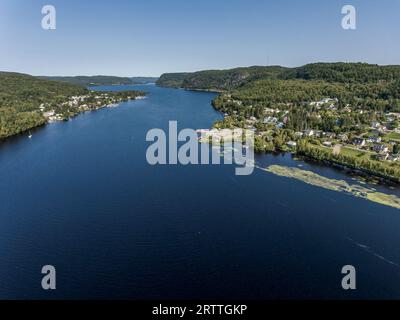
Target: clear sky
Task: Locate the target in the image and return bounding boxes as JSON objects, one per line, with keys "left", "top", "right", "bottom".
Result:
{"left": 1, "top": 0, "right": 399, "bottom": 76}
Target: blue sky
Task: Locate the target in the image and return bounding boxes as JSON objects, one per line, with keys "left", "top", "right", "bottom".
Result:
{"left": 1, "top": 0, "right": 399, "bottom": 76}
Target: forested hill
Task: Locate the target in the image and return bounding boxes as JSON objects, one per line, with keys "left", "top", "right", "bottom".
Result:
{"left": 280, "top": 63, "right": 400, "bottom": 83}
{"left": 0, "top": 72, "right": 87, "bottom": 138}
{"left": 211, "top": 63, "right": 400, "bottom": 114}
{"left": 38, "top": 75, "right": 135, "bottom": 87}
{"left": 130, "top": 77, "right": 159, "bottom": 84}
{"left": 157, "top": 63, "right": 400, "bottom": 91}
{"left": 156, "top": 72, "right": 193, "bottom": 88}
{"left": 39, "top": 76, "right": 160, "bottom": 87}
{"left": 1, "top": 72, "right": 87, "bottom": 112}
{"left": 157, "top": 66, "right": 287, "bottom": 91}
{"left": 0, "top": 72, "right": 145, "bottom": 140}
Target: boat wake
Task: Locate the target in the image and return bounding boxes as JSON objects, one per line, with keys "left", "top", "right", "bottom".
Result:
{"left": 346, "top": 237, "right": 400, "bottom": 268}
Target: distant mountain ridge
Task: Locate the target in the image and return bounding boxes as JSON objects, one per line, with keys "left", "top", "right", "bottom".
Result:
{"left": 38, "top": 75, "right": 159, "bottom": 87}
{"left": 130, "top": 77, "right": 159, "bottom": 84}
{"left": 157, "top": 63, "right": 400, "bottom": 91}
{"left": 280, "top": 63, "right": 400, "bottom": 83}
{"left": 157, "top": 66, "right": 288, "bottom": 91}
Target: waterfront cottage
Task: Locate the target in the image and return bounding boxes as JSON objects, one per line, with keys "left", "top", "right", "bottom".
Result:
{"left": 367, "top": 136, "right": 382, "bottom": 143}
{"left": 304, "top": 129, "right": 315, "bottom": 137}
{"left": 371, "top": 121, "right": 381, "bottom": 129}
{"left": 372, "top": 144, "right": 389, "bottom": 154}
{"left": 263, "top": 116, "right": 278, "bottom": 124}
{"left": 352, "top": 138, "right": 366, "bottom": 147}
{"left": 314, "top": 130, "right": 323, "bottom": 138}
{"left": 324, "top": 132, "right": 336, "bottom": 139}
{"left": 43, "top": 110, "right": 55, "bottom": 117}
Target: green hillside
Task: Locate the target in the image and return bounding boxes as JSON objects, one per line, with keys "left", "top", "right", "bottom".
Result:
{"left": 0, "top": 72, "right": 145, "bottom": 139}
{"left": 156, "top": 72, "right": 193, "bottom": 88}
{"left": 0, "top": 72, "right": 87, "bottom": 138}
{"left": 130, "top": 77, "right": 159, "bottom": 84}
{"left": 280, "top": 63, "right": 400, "bottom": 83}
{"left": 38, "top": 75, "right": 134, "bottom": 87}
{"left": 157, "top": 62, "right": 400, "bottom": 91}
{"left": 203, "top": 63, "right": 400, "bottom": 182}
{"left": 157, "top": 66, "right": 287, "bottom": 91}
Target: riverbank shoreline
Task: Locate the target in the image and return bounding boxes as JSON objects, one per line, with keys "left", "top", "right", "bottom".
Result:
{"left": 261, "top": 164, "right": 400, "bottom": 209}
{"left": 294, "top": 153, "right": 400, "bottom": 186}
{"left": 172, "top": 84, "right": 400, "bottom": 186}
{"left": 0, "top": 94, "right": 146, "bottom": 142}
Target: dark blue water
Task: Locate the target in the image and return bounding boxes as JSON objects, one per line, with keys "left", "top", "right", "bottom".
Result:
{"left": 0, "top": 84, "right": 399, "bottom": 299}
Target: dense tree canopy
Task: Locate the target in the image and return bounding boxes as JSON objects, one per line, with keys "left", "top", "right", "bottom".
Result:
{"left": 0, "top": 72, "right": 145, "bottom": 139}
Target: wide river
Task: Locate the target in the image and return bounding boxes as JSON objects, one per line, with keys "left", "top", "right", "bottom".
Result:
{"left": 0, "top": 84, "right": 399, "bottom": 299}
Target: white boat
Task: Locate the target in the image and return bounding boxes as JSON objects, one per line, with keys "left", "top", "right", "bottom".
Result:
{"left": 28, "top": 131, "right": 32, "bottom": 139}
